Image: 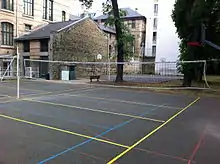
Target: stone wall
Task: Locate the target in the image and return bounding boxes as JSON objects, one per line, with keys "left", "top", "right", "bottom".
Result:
{"left": 50, "top": 18, "right": 108, "bottom": 79}
{"left": 98, "top": 18, "right": 146, "bottom": 59}
{"left": 142, "top": 56, "right": 156, "bottom": 74}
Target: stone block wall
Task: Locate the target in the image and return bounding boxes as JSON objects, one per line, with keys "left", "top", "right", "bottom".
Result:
{"left": 142, "top": 56, "right": 156, "bottom": 74}
{"left": 50, "top": 18, "right": 108, "bottom": 79}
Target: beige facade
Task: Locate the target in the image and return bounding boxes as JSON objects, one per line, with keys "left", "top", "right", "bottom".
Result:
{"left": 125, "top": 19, "right": 146, "bottom": 58}
{"left": 0, "top": 0, "right": 71, "bottom": 56}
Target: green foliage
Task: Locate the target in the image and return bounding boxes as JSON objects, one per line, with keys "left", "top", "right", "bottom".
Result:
{"left": 172, "top": 0, "right": 220, "bottom": 85}
{"left": 79, "top": 0, "right": 135, "bottom": 61}
{"left": 101, "top": 1, "right": 135, "bottom": 61}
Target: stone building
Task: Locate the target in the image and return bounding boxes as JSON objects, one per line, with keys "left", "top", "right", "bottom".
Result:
{"left": 16, "top": 17, "right": 116, "bottom": 79}
{"left": 70, "top": 14, "right": 117, "bottom": 60}
{"left": 0, "top": 0, "right": 71, "bottom": 76}
{"left": 94, "top": 8, "right": 147, "bottom": 61}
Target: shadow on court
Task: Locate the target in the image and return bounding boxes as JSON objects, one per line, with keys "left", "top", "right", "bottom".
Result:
{"left": 0, "top": 80, "right": 219, "bottom": 164}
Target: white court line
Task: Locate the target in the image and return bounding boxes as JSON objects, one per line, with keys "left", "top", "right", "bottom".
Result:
{"left": 25, "top": 87, "right": 104, "bottom": 99}
{"left": 60, "top": 93, "right": 180, "bottom": 110}
{"left": 0, "top": 84, "right": 48, "bottom": 93}
{"left": 25, "top": 86, "right": 180, "bottom": 110}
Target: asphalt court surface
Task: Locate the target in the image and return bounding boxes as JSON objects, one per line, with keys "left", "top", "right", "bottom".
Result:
{"left": 0, "top": 80, "right": 219, "bottom": 164}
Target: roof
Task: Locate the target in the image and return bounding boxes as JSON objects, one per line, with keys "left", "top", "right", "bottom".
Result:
{"left": 16, "top": 19, "right": 79, "bottom": 41}
{"left": 69, "top": 14, "right": 81, "bottom": 20}
{"left": 96, "top": 23, "right": 115, "bottom": 34}
{"left": 69, "top": 15, "right": 116, "bottom": 34}
{"left": 94, "top": 7, "right": 145, "bottom": 20}
{"left": 16, "top": 16, "right": 115, "bottom": 41}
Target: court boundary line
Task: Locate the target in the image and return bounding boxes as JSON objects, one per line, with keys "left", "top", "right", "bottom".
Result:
{"left": 21, "top": 87, "right": 100, "bottom": 99}
{"left": 63, "top": 94, "right": 179, "bottom": 110}
{"left": 37, "top": 103, "right": 165, "bottom": 164}
{"left": 23, "top": 99, "right": 165, "bottom": 123}
{"left": 188, "top": 128, "right": 206, "bottom": 164}
{"left": 0, "top": 84, "right": 49, "bottom": 93}
{"left": 0, "top": 113, "right": 129, "bottom": 148}
{"left": 106, "top": 97, "right": 201, "bottom": 164}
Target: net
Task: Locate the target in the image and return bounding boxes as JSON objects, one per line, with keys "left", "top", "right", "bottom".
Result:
{"left": 23, "top": 59, "right": 210, "bottom": 89}
{"left": 0, "top": 55, "right": 17, "bottom": 82}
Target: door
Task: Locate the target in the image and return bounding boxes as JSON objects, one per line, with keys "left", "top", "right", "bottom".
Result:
{"left": 39, "top": 56, "right": 49, "bottom": 78}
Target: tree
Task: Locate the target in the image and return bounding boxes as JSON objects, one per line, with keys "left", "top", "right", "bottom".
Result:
{"left": 79, "top": 0, "right": 134, "bottom": 82}
{"left": 172, "top": 0, "right": 220, "bottom": 86}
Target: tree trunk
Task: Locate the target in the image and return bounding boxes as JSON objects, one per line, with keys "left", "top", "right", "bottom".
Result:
{"left": 111, "top": 0, "right": 124, "bottom": 82}
{"left": 183, "top": 67, "right": 192, "bottom": 87}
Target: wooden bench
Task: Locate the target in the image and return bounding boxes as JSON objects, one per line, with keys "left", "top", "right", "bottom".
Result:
{"left": 90, "top": 75, "right": 100, "bottom": 82}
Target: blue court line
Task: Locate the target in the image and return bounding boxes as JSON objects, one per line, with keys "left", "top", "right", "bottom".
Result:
{"left": 38, "top": 107, "right": 160, "bottom": 164}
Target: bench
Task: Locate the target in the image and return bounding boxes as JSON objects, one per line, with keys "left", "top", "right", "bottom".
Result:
{"left": 90, "top": 75, "right": 100, "bottom": 82}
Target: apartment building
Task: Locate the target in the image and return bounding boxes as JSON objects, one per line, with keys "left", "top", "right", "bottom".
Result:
{"left": 144, "top": 0, "right": 159, "bottom": 57}
{"left": 0, "top": 0, "right": 71, "bottom": 73}
{"left": 94, "top": 8, "right": 147, "bottom": 61}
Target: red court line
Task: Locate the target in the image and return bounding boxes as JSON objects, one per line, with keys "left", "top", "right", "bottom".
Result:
{"left": 136, "top": 147, "right": 190, "bottom": 162}
{"left": 99, "top": 136, "right": 190, "bottom": 162}
{"left": 188, "top": 129, "right": 206, "bottom": 164}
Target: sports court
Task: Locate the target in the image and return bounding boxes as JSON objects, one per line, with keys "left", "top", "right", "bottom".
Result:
{"left": 0, "top": 80, "right": 219, "bottom": 164}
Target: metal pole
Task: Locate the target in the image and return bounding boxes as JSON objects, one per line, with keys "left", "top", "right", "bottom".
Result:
{"left": 16, "top": 0, "right": 20, "bottom": 99}
{"left": 107, "top": 35, "right": 111, "bottom": 81}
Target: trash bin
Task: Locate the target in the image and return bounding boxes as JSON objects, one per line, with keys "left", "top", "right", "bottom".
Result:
{"left": 45, "top": 73, "right": 50, "bottom": 80}
{"left": 69, "top": 66, "right": 76, "bottom": 80}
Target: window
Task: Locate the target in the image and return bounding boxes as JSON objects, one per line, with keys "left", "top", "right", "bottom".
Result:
{"left": 152, "top": 45, "right": 156, "bottom": 56}
{"left": 1, "top": 22, "right": 14, "bottom": 46}
{"left": 153, "top": 18, "right": 158, "bottom": 29}
{"left": 23, "top": 0, "right": 34, "bottom": 16}
{"left": 2, "top": 0, "right": 14, "bottom": 11}
{"left": 23, "top": 40, "right": 30, "bottom": 52}
{"left": 25, "top": 24, "right": 32, "bottom": 31}
{"left": 43, "top": 0, "right": 53, "bottom": 21}
{"left": 48, "top": 0, "right": 53, "bottom": 21}
{"left": 131, "top": 20, "right": 136, "bottom": 29}
{"left": 62, "top": 11, "right": 66, "bottom": 21}
{"left": 40, "top": 39, "right": 48, "bottom": 52}
{"left": 153, "top": 32, "right": 157, "bottom": 44}
{"left": 154, "top": 4, "right": 158, "bottom": 15}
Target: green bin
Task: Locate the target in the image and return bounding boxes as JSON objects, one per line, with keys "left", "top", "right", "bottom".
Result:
{"left": 69, "top": 65, "right": 76, "bottom": 80}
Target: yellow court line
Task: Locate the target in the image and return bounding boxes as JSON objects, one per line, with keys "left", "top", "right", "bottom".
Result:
{"left": 24, "top": 99, "right": 165, "bottom": 123}
{"left": 107, "top": 97, "right": 201, "bottom": 164}
{"left": 0, "top": 113, "right": 129, "bottom": 148}
{"left": 66, "top": 94, "right": 179, "bottom": 110}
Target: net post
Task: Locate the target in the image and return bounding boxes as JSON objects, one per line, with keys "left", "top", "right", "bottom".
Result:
{"left": 203, "top": 60, "right": 210, "bottom": 88}
{"left": 16, "top": 0, "right": 20, "bottom": 99}
{"left": 108, "top": 58, "right": 111, "bottom": 81}
{"left": 16, "top": 46, "right": 20, "bottom": 99}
